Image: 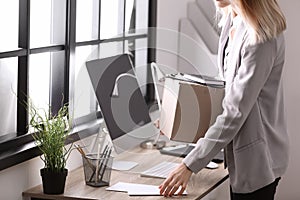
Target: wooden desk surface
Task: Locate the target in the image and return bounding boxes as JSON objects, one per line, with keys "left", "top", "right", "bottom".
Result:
{"left": 23, "top": 147, "right": 228, "bottom": 200}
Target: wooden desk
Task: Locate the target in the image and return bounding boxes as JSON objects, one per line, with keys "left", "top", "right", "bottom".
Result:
{"left": 23, "top": 147, "right": 228, "bottom": 200}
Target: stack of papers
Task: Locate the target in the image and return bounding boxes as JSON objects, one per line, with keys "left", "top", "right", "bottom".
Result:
{"left": 166, "top": 73, "right": 225, "bottom": 87}
{"left": 106, "top": 182, "right": 187, "bottom": 196}
{"left": 181, "top": 73, "right": 225, "bottom": 87}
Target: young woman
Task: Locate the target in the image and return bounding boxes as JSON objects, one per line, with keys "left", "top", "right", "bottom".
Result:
{"left": 159, "top": 0, "right": 289, "bottom": 199}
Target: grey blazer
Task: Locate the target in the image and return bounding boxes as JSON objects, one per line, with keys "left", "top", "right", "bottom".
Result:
{"left": 183, "top": 15, "right": 289, "bottom": 193}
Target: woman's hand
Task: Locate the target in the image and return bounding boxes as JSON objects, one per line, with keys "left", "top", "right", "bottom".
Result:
{"left": 159, "top": 163, "right": 192, "bottom": 197}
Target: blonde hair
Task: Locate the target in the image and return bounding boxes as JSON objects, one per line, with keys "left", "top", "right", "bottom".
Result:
{"left": 232, "top": 0, "right": 287, "bottom": 44}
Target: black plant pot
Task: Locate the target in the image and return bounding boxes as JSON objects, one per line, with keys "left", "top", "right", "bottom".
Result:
{"left": 40, "top": 168, "right": 68, "bottom": 194}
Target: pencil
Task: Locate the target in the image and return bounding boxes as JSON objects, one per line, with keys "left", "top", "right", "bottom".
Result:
{"left": 89, "top": 144, "right": 109, "bottom": 182}
{"left": 99, "top": 147, "right": 112, "bottom": 181}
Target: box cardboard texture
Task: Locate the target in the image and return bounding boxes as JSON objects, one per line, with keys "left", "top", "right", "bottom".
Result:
{"left": 160, "top": 78, "right": 224, "bottom": 143}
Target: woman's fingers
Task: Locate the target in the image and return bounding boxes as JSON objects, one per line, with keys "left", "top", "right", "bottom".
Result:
{"left": 163, "top": 183, "right": 174, "bottom": 197}
{"left": 177, "top": 182, "right": 187, "bottom": 196}
{"left": 169, "top": 183, "right": 181, "bottom": 196}
{"left": 159, "top": 175, "right": 172, "bottom": 195}
{"left": 159, "top": 163, "right": 192, "bottom": 197}
{"left": 161, "top": 178, "right": 183, "bottom": 197}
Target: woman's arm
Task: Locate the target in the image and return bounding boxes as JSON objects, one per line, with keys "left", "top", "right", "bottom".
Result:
{"left": 160, "top": 36, "right": 280, "bottom": 196}
{"left": 183, "top": 38, "right": 278, "bottom": 172}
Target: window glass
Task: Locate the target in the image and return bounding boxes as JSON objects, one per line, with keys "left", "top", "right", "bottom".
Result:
{"left": 132, "top": 38, "right": 148, "bottom": 95}
{"left": 136, "top": 0, "right": 149, "bottom": 30}
{"left": 125, "top": 0, "right": 135, "bottom": 34}
{"left": 30, "top": 0, "right": 66, "bottom": 48}
{"left": 0, "top": 58, "right": 18, "bottom": 136}
{"left": 100, "top": 0, "right": 124, "bottom": 39}
{"left": 76, "top": 0, "right": 99, "bottom": 42}
{"left": 99, "top": 42, "right": 123, "bottom": 59}
{"left": 49, "top": 51, "right": 65, "bottom": 114}
{"left": 0, "top": 0, "right": 19, "bottom": 52}
{"left": 29, "top": 53, "right": 51, "bottom": 115}
{"left": 29, "top": 51, "right": 65, "bottom": 118}
{"left": 74, "top": 46, "right": 99, "bottom": 119}
{"left": 125, "top": 0, "right": 148, "bottom": 36}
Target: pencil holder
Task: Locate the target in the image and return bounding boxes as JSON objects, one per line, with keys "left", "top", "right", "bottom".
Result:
{"left": 82, "top": 153, "right": 113, "bottom": 187}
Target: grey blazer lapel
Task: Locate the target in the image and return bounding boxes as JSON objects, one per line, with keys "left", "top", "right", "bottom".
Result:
{"left": 225, "top": 21, "right": 247, "bottom": 83}
{"left": 218, "top": 16, "right": 231, "bottom": 79}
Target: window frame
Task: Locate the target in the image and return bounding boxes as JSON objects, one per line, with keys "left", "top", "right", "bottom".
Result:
{"left": 0, "top": 0, "right": 157, "bottom": 171}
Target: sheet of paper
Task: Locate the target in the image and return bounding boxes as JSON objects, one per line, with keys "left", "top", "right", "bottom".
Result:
{"left": 106, "top": 182, "right": 136, "bottom": 192}
{"left": 106, "top": 182, "right": 187, "bottom": 196}
{"left": 127, "top": 184, "right": 162, "bottom": 196}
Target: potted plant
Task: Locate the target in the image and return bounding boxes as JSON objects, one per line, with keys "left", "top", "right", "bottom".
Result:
{"left": 29, "top": 101, "right": 73, "bottom": 194}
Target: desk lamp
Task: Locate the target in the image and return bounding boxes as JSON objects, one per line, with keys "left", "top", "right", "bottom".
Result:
{"left": 111, "top": 63, "right": 166, "bottom": 149}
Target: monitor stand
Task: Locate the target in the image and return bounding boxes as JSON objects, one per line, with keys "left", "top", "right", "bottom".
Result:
{"left": 140, "top": 133, "right": 166, "bottom": 149}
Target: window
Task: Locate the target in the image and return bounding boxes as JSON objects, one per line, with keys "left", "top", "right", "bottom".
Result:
{"left": 0, "top": 0, "right": 156, "bottom": 171}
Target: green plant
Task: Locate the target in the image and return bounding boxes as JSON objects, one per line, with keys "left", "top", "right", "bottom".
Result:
{"left": 29, "top": 101, "right": 73, "bottom": 172}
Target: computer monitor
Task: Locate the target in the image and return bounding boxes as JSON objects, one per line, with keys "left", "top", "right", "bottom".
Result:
{"left": 86, "top": 54, "right": 158, "bottom": 153}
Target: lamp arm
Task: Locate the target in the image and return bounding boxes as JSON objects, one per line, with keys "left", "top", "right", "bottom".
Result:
{"left": 115, "top": 73, "right": 136, "bottom": 84}
{"left": 112, "top": 73, "right": 136, "bottom": 97}
{"left": 150, "top": 62, "right": 164, "bottom": 112}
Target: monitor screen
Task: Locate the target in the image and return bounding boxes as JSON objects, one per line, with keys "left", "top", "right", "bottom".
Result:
{"left": 86, "top": 54, "right": 157, "bottom": 153}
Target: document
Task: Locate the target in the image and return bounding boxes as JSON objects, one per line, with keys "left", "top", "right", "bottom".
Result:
{"left": 106, "top": 182, "right": 187, "bottom": 196}
{"left": 106, "top": 182, "right": 135, "bottom": 192}
{"left": 181, "top": 73, "right": 225, "bottom": 87}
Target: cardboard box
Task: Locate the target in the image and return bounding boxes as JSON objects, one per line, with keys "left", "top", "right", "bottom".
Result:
{"left": 160, "top": 77, "right": 224, "bottom": 143}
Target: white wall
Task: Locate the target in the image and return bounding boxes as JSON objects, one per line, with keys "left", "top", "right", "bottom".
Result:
{"left": 156, "top": 0, "right": 193, "bottom": 74}
{"left": 158, "top": 0, "right": 300, "bottom": 200}
{"left": 276, "top": 0, "right": 300, "bottom": 199}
